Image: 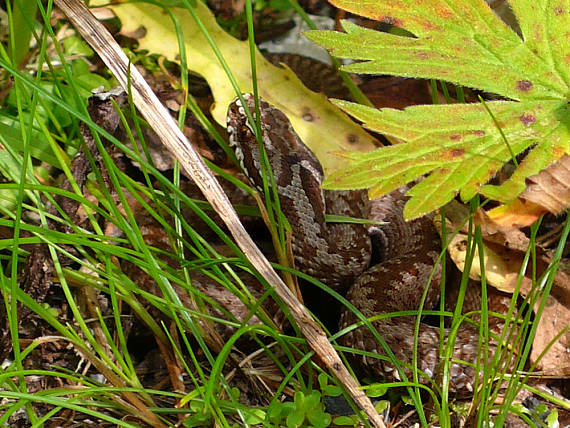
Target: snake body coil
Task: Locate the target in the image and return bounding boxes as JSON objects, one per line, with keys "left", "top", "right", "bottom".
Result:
{"left": 227, "top": 94, "right": 511, "bottom": 394}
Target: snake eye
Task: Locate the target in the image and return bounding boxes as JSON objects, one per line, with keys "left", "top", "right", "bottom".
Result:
{"left": 241, "top": 125, "right": 252, "bottom": 139}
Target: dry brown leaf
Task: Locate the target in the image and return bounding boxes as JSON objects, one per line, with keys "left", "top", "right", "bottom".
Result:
{"left": 520, "top": 154, "right": 570, "bottom": 215}
{"left": 487, "top": 199, "right": 547, "bottom": 228}
{"left": 486, "top": 156, "right": 570, "bottom": 227}
{"left": 530, "top": 263, "right": 570, "bottom": 377}
{"left": 474, "top": 208, "right": 530, "bottom": 252}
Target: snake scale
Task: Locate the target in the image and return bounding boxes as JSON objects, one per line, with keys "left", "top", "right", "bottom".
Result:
{"left": 226, "top": 94, "right": 512, "bottom": 394}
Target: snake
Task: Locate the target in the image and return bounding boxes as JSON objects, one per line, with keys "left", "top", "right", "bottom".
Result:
{"left": 226, "top": 93, "right": 513, "bottom": 395}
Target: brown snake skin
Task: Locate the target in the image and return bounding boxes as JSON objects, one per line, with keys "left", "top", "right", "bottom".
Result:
{"left": 227, "top": 94, "right": 513, "bottom": 394}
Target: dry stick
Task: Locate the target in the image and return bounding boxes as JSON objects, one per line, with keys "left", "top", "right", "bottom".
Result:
{"left": 54, "top": 1, "right": 385, "bottom": 426}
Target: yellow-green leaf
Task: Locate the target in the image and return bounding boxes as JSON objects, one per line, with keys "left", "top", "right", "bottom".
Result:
{"left": 306, "top": 0, "right": 570, "bottom": 218}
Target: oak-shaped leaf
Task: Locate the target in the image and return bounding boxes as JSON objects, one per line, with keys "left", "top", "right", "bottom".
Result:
{"left": 306, "top": 0, "right": 569, "bottom": 219}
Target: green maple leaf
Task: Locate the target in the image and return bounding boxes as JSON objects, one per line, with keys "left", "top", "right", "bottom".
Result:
{"left": 305, "top": 0, "right": 569, "bottom": 219}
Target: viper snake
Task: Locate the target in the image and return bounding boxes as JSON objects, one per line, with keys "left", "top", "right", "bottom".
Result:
{"left": 226, "top": 93, "right": 514, "bottom": 394}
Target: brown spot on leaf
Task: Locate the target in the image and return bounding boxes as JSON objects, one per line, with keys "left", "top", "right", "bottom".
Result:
{"left": 346, "top": 134, "right": 359, "bottom": 145}
{"left": 458, "top": 239, "right": 467, "bottom": 251}
{"left": 379, "top": 16, "right": 402, "bottom": 26}
{"left": 519, "top": 113, "right": 536, "bottom": 126}
{"left": 422, "top": 21, "right": 439, "bottom": 31}
{"left": 441, "top": 149, "right": 464, "bottom": 160}
{"left": 301, "top": 106, "right": 318, "bottom": 123}
{"left": 516, "top": 80, "right": 533, "bottom": 92}
{"left": 554, "top": 6, "right": 564, "bottom": 15}
{"left": 302, "top": 112, "right": 314, "bottom": 122}
{"left": 417, "top": 51, "right": 429, "bottom": 60}
{"left": 450, "top": 134, "right": 462, "bottom": 142}
{"left": 437, "top": 7, "right": 454, "bottom": 18}
{"left": 472, "top": 130, "right": 485, "bottom": 137}
{"left": 553, "top": 146, "right": 566, "bottom": 157}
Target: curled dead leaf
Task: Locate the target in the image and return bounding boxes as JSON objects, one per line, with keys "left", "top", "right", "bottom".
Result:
{"left": 487, "top": 199, "right": 547, "bottom": 228}
{"left": 520, "top": 154, "right": 570, "bottom": 215}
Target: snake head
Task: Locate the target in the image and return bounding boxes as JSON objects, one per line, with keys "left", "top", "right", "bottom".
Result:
{"left": 226, "top": 93, "right": 265, "bottom": 189}
{"left": 226, "top": 93, "right": 324, "bottom": 192}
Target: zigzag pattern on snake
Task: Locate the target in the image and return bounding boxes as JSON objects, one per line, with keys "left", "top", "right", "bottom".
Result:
{"left": 226, "top": 94, "right": 513, "bottom": 394}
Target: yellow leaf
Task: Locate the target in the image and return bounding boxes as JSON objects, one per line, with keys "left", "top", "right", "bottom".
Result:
{"left": 95, "top": 1, "right": 377, "bottom": 173}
